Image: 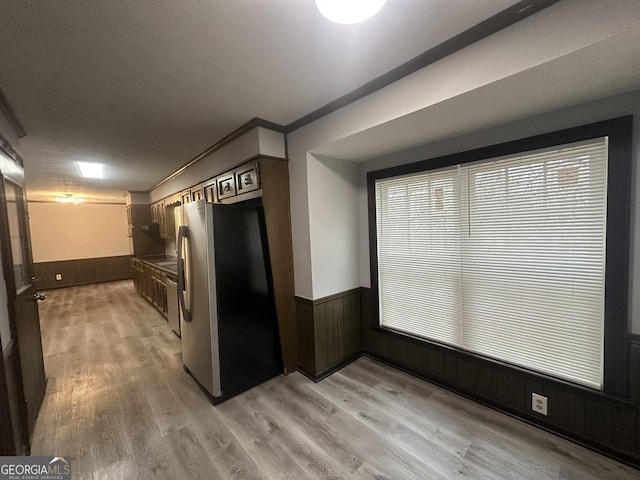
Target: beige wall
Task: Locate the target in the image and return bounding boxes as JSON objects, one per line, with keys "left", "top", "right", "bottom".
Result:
{"left": 28, "top": 202, "right": 130, "bottom": 262}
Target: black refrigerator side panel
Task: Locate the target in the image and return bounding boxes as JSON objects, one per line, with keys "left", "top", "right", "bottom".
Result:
{"left": 212, "top": 203, "right": 282, "bottom": 401}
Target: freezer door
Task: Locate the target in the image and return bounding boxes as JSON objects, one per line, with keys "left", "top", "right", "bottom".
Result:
{"left": 166, "top": 278, "right": 179, "bottom": 336}
{"left": 177, "top": 201, "right": 221, "bottom": 398}
{"left": 212, "top": 202, "right": 283, "bottom": 401}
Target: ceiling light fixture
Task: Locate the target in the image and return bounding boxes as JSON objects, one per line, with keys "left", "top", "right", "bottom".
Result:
{"left": 55, "top": 194, "right": 83, "bottom": 204}
{"left": 76, "top": 161, "right": 104, "bottom": 179}
{"left": 315, "top": 0, "right": 386, "bottom": 24}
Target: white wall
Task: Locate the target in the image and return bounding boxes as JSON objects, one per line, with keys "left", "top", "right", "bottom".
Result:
{"left": 258, "top": 127, "right": 287, "bottom": 158}
{"left": 288, "top": 151, "right": 313, "bottom": 297}
{"left": 28, "top": 202, "right": 130, "bottom": 262}
{"left": 287, "top": 0, "right": 640, "bottom": 301}
{"left": 150, "top": 127, "right": 285, "bottom": 202}
{"left": 306, "top": 155, "right": 360, "bottom": 299}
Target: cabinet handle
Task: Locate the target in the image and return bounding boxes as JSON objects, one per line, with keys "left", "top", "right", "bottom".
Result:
{"left": 243, "top": 174, "right": 253, "bottom": 186}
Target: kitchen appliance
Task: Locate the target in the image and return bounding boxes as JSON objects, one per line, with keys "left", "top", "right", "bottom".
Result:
{"left": 176, "top": 199, "right": 282, "bottom": 403}
{"left": 165, "top": 277, "right": 179, "bottom": 336}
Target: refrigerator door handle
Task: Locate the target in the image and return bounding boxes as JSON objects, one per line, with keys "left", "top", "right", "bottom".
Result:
{"left": 177, "top": 225, "right": 192, "bottom": 323}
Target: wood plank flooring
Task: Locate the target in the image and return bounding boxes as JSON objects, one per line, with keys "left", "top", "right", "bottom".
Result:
{"left": 31, "top": 281, "right": 639, "bottom": 479}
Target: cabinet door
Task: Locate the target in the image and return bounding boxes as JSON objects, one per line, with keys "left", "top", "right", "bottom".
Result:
{"left": 126, "top": 205, "right": 133, "bottom": 236}
{"left": 204, "top": 184, "right": 216, "bottom": 203}
{"left": 151, "top": 203, "right": 160, "bottom": 223}
{"left": 138, "top": 264, "right": 143, "bottom": 294}
{"left": 235, "top": 164, "right": 260, "bottom": 196}
{"left": 216, "top": 173, "right": 236, "bottom": 201}
{"left": 160, "top": 275, "right": 168, "bottom": 315}
{"left": 143, "top": 264, "right": 152, "bottom": 300}
{"left": 154, "top": 274, "right": 161, "bottom": 307}
{"left": 191, "top": 184, "right": 204, "bottom": 202}
{"left": 159, "top": 201, "right": 169, "bottom": 238}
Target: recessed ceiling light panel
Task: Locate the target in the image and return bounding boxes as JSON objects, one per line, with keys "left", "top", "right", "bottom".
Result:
{"left": 315, "top": 0, "right": 386, "bottom": 24}
{"left": 76, "top": 161, "right": 104, "bottom": 179}
{"left": 55, "top": 194, "right": 83, "bottom": 204}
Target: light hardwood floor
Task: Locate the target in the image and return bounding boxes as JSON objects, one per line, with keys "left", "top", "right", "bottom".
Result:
{"left": 31, "top": 281, "right": 639, "bottom": 479}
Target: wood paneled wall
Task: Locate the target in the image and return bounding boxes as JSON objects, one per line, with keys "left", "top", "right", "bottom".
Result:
{"left": 259, "top": 157, "right": 298, "bottom": 375}
{"left": 295, "top": 288, "right": 362, "bottom": 380}
{"left": 34, "top": 255, "right": 132, "bottom": 290}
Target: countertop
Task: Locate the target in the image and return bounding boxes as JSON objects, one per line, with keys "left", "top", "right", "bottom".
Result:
{"left": 137, "top": 255, "right": 178, "bottom": 278}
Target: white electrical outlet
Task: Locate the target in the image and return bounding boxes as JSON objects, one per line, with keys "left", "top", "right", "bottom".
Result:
{"left": 532, "top": 393, "right": 548, "bottom": 416}
{"left": 55, "top": 274, "right": 62, "bottom": 281}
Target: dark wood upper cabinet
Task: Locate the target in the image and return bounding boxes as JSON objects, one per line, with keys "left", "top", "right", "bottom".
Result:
{"left": 127, "top": 204, "right": 163, "bottom": 256}
{"left": 150, "top": 203, "right": 159, "bottom": 223}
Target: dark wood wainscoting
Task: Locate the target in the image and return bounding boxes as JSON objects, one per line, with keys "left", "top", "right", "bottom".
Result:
{"left": 296, "top": 286, "right": 640, "bottom": 466}
{"left": 34, "top": 255, "right": 132, "bottom": 290}
{"left": 295, "top": 288, "right": 363, "bottom": 380}
{"left": 361, "top": 287, "right": 640, "bottom": 467}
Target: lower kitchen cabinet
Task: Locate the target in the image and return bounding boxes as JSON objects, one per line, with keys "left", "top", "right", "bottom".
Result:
{"left": 130, "top": 258, "right": 175, "bottom": 320}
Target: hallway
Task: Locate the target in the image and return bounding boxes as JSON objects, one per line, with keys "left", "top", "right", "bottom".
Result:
{"left": 31, "top": 281, "right": 639, "bottom": 479}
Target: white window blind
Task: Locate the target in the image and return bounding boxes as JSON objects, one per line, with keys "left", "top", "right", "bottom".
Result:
{"left": 375, "top": 138, "right": 608, "bottom": 389}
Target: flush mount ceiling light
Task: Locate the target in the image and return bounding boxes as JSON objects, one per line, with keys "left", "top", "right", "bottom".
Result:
{"left": 315, "top": 0, "right": 386, "bottom": 24}
{"left": 55, "top": 194, "right": 83, "bottom": 204}
{"left": 76, "top": 161, "right": 104, "bottom": 179}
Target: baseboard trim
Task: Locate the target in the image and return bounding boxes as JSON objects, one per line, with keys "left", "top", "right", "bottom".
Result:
{"left": 298, "top": 351, "right": 364, "bottom": 383}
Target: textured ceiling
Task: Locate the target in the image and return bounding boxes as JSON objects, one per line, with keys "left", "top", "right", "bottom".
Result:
{"left": 0, "top": 0, "right": 517, "bottom": 203}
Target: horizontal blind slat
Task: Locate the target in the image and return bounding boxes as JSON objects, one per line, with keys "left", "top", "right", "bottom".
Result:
{"left": 376, "top": 137, "right": 607, "bottom": 389}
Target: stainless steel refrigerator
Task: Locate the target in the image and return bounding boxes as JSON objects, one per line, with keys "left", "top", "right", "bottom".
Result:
{"left": 176, "top": 199, "right": 282, "bottom": 404}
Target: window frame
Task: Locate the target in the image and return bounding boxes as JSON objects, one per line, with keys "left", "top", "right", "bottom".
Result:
{"left": 367, "top": 116, "right": 633, "bottom": 398}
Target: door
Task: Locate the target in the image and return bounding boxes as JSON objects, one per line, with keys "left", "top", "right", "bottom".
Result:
{"left": 177, "top": 201, "right": 221, "bottom": 397}
{"left": 212, "top": 202, "right": 282, "bottom": 401}
{"left": 1, "top": 178, "right": 46, "bottom": 439}
{"left": 0, "top": 238, "right": 28, "bottom": 454}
